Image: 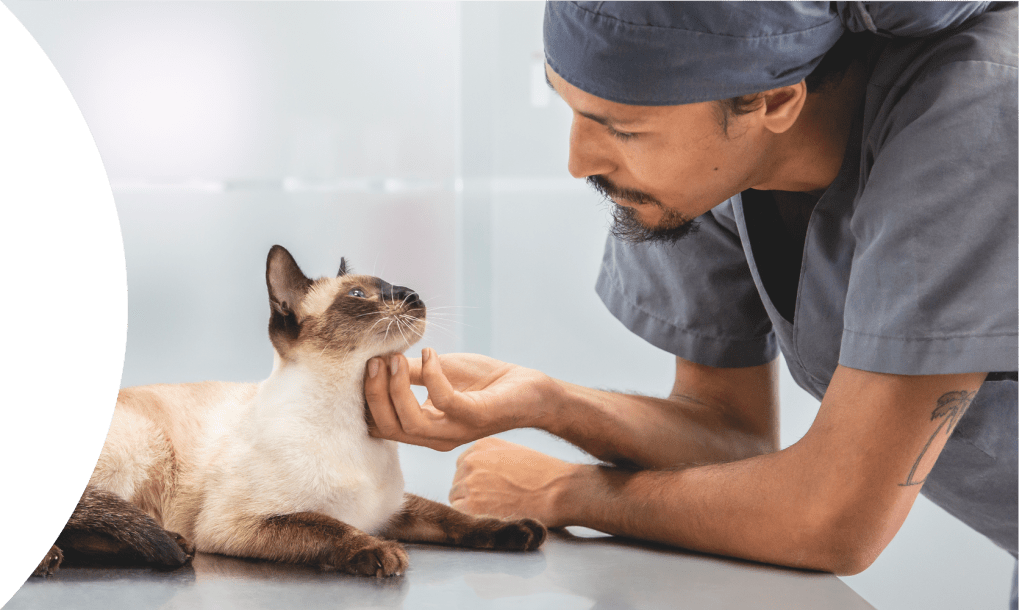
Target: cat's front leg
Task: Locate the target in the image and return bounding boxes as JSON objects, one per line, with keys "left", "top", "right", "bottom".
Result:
{"left": 381, "top": 494, "right": 546, "bottom": 551}
{"left": 221, "top": 512, "right": 408, "bottom": 577}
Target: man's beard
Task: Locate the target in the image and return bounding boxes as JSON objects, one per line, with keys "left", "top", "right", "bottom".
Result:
{"left": 586, "top": 175, "right": 699, "bottom": 245}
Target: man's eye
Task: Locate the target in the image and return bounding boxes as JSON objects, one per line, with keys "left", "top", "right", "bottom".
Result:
{"left": 607, "top": 126, "right": 636, "bottom": 141}
{"left": 348, "top": 289, "right": 366, "bottom": 298}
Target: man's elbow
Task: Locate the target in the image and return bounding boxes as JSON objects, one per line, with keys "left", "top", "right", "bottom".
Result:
{"left": 817, "top": 543, "right": 881, "bottom": 576}
{"left": 808, "top": 515, "right": 891, "bottom": 576}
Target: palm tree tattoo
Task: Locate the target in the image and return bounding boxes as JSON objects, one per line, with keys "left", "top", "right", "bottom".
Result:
{"left": 899, "top": 390, "right": 976, "bottom": 487}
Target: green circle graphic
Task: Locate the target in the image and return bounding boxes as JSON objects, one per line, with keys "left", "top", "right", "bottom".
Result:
{"left": 0, "top": 3, "right": 126, "bottom": 604}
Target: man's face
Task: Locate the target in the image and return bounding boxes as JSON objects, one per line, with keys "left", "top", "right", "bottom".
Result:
{"left": 546, "top": 65, "right": 775, "bottom": 243}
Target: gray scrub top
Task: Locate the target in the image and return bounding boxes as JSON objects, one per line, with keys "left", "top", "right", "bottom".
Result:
{"left": 595, "top": 6, "right": 1018, "bottom": 556}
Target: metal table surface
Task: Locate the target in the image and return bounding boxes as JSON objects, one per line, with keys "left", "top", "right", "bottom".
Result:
{"left": 6, "top": 431, "right": 874, "bottom": 610}
{"left": 7, "top": 529, "right": 873, "bottom": 610}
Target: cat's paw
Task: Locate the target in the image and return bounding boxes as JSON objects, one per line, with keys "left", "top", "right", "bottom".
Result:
{"left": 32, "top": 545, "right": 63, "bottom": 577}
{"left": 145, "top": 529, "right": 193, "bottom": 570}
{"left": 342, "top": 540, "right": 409, "bottom": 577}
{"left": 463, "top": 517, "right": 547, "bottom": 551}
{"left": 492, "top": 518, "right": 547, "bottom": 551}
{"left": 168, "top": 531, "right": 196, "bottom": 562}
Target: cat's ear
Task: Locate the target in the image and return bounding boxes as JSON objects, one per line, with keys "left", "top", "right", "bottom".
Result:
{"left": 337, "top": 257, "right": 349, "bottom": 277}
{"left": 266, "top": 245, "right": 312, "bottom": 317}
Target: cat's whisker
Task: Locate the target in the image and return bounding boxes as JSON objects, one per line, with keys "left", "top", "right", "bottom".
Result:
{"left": 425, "top": 317, "right": 471, "bottom": 328}
{"left": 400, "top": 315, "right": 428, "bottom": 336}
{"left": 420, "top": 320, "right": 453, "bottom": 333}
{"left": 395, "top": 316, "right": 410, "bottom": 345}
{"left": 397, "top": 318, "right": 418, "bottom": 340}
{"left": 399, "top": 313, "right": 426, "bottom": 323}
{"left": 420, "top": 326, "right": 455, "bottom": 340}
{"left": 367, "top": 318, "right": 388, "bottom": 334}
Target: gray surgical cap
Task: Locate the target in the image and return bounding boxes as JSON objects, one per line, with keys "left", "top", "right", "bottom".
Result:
{"left": 543, "top": 1, "right": 994, "bottom": 106}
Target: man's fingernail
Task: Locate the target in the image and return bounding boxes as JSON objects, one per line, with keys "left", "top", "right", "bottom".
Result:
{"left": 389, "top": 355, "right": 400, "bottom": 375}
{"left": 368, "top": 359, "right": 379, "bottom": 379}
{"left": 422, "top": 347, "right": 430, "bottom": 363}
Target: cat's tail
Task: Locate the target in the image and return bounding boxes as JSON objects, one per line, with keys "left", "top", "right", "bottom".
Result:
{"left": 33, "top": 485, "right": 193, "bottom": 576}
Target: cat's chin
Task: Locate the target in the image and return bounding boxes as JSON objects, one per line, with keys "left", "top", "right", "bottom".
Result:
{"left": 369, "top": 319, "right": 426, "bottom": 352}
{"left": 367, "top": 334, "right": 426, "bottom": 361}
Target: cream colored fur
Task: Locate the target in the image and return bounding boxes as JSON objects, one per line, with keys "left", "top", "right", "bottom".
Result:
{"left": 86, "top": 264, "right": 423, "bottom": 559}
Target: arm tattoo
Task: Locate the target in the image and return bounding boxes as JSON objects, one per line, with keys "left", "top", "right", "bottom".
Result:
{"left": 898, "top": 390, "right": 976, "bottom": 487}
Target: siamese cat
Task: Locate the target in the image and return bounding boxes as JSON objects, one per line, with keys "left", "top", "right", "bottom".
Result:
{"left": 34, "top": 245, "right": 545, "bottom": 578}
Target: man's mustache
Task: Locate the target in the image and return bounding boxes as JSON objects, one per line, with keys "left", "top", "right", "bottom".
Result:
{"left": 585, "top": 175, "right": 662, "bottom": 207}
{"left": 583, "top": 175, "right": 699, "bottom": 245}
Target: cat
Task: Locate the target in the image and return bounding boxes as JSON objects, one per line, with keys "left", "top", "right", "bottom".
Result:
{"left": 33, "top": 245, "right": 545, "bottom": 578}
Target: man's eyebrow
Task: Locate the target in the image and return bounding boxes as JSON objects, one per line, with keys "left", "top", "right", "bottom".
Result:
{"left": 545, "top": 69, "right": 640, "bottom": 128}
{"left": 577, "top": 111, "right": 615, "bottom": 127}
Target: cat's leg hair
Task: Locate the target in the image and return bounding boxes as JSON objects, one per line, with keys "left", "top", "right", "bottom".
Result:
{"left": 207, "top": 512, "right": 408, "bottom": 577}
{"left": 382, "top": 494, "right": 546, "bottom": 551}
{"left": 34, "top": 485, "right": 193, "bottom": 575}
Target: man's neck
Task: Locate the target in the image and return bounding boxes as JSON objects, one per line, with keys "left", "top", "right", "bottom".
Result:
{"left": 762, "top": 61, "right": 869, "bottom": 193}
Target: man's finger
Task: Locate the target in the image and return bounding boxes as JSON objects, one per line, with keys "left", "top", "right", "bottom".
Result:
{"left": 407, "top": 356, "right": 423, "bottom": 386}
{"left": 365, "top": 356, "right": 407, "bottom": 440}
{"left": 388, "top": 353, "right": 439, "bottom": 437}
{"left": 420, "top": 348, "right": 461, "bottom": 413}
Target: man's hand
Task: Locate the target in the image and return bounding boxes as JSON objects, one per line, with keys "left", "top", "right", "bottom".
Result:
{"left": 364, "top": 349, "right": 555, "bottom": 451}
{"left": 449, "top": 437, "right": 576, "bottom": 527}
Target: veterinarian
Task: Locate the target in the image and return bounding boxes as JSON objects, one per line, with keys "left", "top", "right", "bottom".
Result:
{"left": 365, "top": 2, "right": 1019, "bottom": 603}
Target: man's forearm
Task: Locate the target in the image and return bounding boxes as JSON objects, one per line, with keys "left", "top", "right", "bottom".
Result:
{"left": 550, "top": 447, "right": 900, "bottom": 575}
{"left": 540, "top": 367, "right": 986, "bottom": 575}
{"left": 537, "top": 381, "right": 771, "bottom": 468}
{"left": 535, "top": 359, "right": 779, "bottom": 469}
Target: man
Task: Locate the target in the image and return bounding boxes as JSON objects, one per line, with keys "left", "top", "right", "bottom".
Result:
{"left": 365, "top": 1, "right": 1018, "bottom": 603}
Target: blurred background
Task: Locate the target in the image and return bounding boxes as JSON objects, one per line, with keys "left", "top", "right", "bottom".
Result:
{"left": 4, "top": 2, "right": 1013, "bottom": 608}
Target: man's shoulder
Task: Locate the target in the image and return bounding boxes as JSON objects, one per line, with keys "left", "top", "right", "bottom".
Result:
{"left": 869, "top": 4, "right": 1017, "bottom": 93}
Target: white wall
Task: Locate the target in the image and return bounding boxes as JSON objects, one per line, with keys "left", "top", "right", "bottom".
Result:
{"left": 5, "top": 2, "right": 1014, "bottom": 608}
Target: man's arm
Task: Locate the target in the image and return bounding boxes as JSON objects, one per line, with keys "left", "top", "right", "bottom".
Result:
{"left": 365, "top": 350, "right": 779, "bottom": 468}
{"left": 542, "top": 356, "right": 780, "bottom": 468}
{"left": 450, "top": 365, "right": 986, "bottom": 575}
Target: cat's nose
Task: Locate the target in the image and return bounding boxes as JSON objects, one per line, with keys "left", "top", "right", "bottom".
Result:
{"left": 379, "top": 282, "right": 423, "bottom": 309}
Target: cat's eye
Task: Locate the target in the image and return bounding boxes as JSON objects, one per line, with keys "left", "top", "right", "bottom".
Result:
{"left": 348, "top": 288, "right": 366, "bottom": 298}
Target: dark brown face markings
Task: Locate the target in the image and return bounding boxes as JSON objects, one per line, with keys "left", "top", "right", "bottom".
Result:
{"left": 266, "top": 245, "right": 314, "bottom": 357}
{"left": 296, "top": 274, "right": 424, "bottom": 356}
{"left": 263, "top": 246, "right": 426, "bottom": 358}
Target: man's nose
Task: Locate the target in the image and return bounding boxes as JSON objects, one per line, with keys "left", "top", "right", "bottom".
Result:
{"left": 567, "top": 115, "right": 616, "bottom": 179}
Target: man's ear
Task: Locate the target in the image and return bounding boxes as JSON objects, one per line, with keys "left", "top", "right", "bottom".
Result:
{"left": 760, "top": 81, "right": 807, "bottom": 135}
{"left": 266, "top": 245, "right": 312, "bottom": 318}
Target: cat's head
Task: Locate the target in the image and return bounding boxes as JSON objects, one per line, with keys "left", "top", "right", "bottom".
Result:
{"left": 264, "top": 245, "right": 426, "bottom": 364}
